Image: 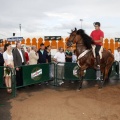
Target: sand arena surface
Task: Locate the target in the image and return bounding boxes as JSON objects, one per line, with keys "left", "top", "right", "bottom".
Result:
{"left": 0, "top": 80, "right": 120, "bottom": 120}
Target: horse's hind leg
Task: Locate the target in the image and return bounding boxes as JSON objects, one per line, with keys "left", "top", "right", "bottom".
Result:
{"left": 99, "top": 57, "right": 114, "bottom": 88}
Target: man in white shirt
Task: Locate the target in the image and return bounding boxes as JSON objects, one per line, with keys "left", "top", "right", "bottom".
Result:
{"left": 114, "top": 47, "right": 120, "bottom": 62}
{"left": 54, "top": 47, "right": 65, "bottom": 85}
{"left": 114, "top": 47, "right": 120, "bottom": 74}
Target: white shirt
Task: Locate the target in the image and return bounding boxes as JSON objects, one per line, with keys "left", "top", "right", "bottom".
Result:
{"left": 72, "top": 54, "right": 77, "bottom": 63}
{"left": 29, "top": 50, "right": 39, "bottom": 65}
{"left": 114, "top": 50, "right": 120, "bottom": 62}
{"left": 17, "top": 48, "right": 24, "bottom": 63}
{"left": 54, "top": 52, "right": 65, "bottom": 65}
{"left": 3, "top": 51, "right": 13, "bottom": 61}
{"left": 3, "top": 51, "right": 13, "bottom": 65}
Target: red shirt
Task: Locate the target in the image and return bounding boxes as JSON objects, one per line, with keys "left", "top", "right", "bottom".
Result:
{"left": 90, "top": 29, "right": 104, "bottom": 46}
{"left": 25, "top": 52, "right": 29, "bottom": 62}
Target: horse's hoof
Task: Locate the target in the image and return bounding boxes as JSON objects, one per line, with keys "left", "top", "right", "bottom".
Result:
{"left": 98, "top": 88, "right": 102, "bottom": 91}
{"left": 94, "top": 84, "right": 99, "bottom": 87}
{"left": 76, "top": 89, "right": 80, "bottom": 92}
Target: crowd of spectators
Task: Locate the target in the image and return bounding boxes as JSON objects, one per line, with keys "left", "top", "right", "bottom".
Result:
{"left": 0, "top": 42, "right": 77, "bottom": 93}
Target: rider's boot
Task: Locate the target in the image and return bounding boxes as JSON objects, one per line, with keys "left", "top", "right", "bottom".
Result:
{"left": 96, "top": 56, "right": 101, "bottom": 80}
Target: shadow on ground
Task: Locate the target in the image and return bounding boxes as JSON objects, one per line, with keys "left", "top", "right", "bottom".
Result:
{"left": 0, "top": 89, "right": 12, "bottom": 120}
{"left": 0, "top": 79, "right": 120, "bottom": 120}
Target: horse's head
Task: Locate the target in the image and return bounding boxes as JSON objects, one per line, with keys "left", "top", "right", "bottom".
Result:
{"left": 67, "top": 28, "right": 94, "bottom": 49}
{"left": 66, "top": 28, "right": 78, "bottom": 47}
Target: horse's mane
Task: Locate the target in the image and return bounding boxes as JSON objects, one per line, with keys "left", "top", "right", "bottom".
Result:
{"left": 77, "top": 29, "right": 94, "bottom": 49}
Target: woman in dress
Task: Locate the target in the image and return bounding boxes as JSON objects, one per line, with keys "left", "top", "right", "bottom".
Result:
{"left": 3, "top": 43, "right": 14, "bottom": 93}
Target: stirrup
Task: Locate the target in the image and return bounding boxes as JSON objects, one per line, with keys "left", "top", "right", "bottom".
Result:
{"left": 97, "top": 65, "right": 100, "bottom": 68}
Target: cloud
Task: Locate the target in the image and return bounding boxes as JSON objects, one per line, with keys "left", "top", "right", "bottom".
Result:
{"left": 44, "top": 12, "right": 76, "bottom": 20}
{"left": 0, "top": 0, "right": 120, "bottom": 38}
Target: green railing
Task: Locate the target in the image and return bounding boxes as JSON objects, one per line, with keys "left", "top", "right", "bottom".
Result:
{"left": 109, "top": 61, "right": 119, "bottom": 79}
{"left": 55, "top": 62, "right": 96, "bottom": 85}
{"left": 55, "top": 62, "right": 119, "bottom": 84}
{"left": 13, "top": 63, "right": 56, "bottom": 96}
{"left": 0, "top": 62, "right": 119, "bottom": 98}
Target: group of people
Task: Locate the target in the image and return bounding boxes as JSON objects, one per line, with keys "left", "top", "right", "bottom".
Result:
{"left": 0, "top": 42, "right": 52, "bottom": 93}
{"left": 0, "top": 41, "right": 77, "bottom": 93}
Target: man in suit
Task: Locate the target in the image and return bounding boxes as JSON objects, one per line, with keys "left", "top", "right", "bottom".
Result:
{"left": 0, "top": 47, "right": 4, "bottom": 80}
{"left": 13, "top": 41, "right": 26, "bottom": 86}
{"left": 37, "top": 43, "right": 48, "bottom": 64}
{"left": 0, "top": 47, "right": 4, "bottom": 66}
{"left": 29, "top": 46, "right": 39, "bottom": 65}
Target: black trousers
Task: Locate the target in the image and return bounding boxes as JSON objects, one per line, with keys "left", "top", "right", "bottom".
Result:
{"left": 95, "top": 45, "right": 101, "bottom": 56}
{"left": 16, "top": 69, "right": 23, "bottom": 86}
{"left": 16, "top": 63, "right": 24, "bottom": 87}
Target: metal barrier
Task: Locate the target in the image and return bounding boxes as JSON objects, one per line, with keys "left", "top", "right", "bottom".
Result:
{"left": 55, "top": 62, "right": 96, "bottom": 85}
{"left": 0, "top": 66, "right": 15, "bottom": 97}
{"left": 0, "top": 66, "right": 4, "bottom": 88}
{"left": 13, "top": 63, "right": 56, "bottom": 96}
{"left": 109, "top": 61, "right": 119, "bottom": 79}
{"left": 0, "top": 62, "right": 119, "bottom": 97}
{"left": 55, "top": 62, "right": 120, "bottom": 84}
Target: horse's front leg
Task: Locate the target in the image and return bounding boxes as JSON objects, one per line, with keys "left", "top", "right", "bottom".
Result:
{"left": 77, "top": 68, "right": 84, "bottom": 90}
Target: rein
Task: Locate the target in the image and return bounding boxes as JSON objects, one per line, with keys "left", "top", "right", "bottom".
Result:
{"left": 70, "top": 35, "right": 76, "bottom": 43}
{"left": 77, "top": 49, "right": 91, "bottom": 67}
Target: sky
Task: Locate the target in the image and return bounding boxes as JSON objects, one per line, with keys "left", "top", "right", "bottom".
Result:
{"left": 0, "top": 0, "right": 120, "bottom": 39}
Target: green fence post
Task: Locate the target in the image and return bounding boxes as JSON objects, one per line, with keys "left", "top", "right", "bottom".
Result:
{"left": 51, "top": 63, "right": 56, "bottom": 86}
{"left": 12, "top": 68, "right": 16, "bottom": 97}
{"left": 52, "top": 63, "right": 56, "bottom": 86}
{"left": 55, "top": 62, "right": 59, "bottom": 86}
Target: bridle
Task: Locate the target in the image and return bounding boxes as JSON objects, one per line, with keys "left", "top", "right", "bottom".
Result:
{"left": 67, "top": 32, "right": 77, "bottom": 46}
{"left": 70, "top": 35, "right": 76, "bottom": 43}
{"left": 69, "top": 34, "right": 84, "bottom": 46}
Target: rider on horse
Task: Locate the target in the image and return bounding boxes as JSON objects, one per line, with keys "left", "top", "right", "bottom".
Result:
{"left": 67, "top": 27, "right": 114, "bottom": 88}
{"left": 90, "top": 22, "right": 104, "bottom": 69}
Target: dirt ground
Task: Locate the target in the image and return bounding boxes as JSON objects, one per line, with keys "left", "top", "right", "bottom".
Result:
{"left": 1, "top": 80, "right": 120, "bottom": 120}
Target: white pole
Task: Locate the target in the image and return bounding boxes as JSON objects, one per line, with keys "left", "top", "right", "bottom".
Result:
{"left": 19, "top": 24, "right": 21, "bottom": 36}
{"left": 80, "top": 19, "right": 83, "bottom": 29}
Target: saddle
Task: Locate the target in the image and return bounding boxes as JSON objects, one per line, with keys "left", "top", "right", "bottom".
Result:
{"left": 92, "top": 45, "right": 103, "bottom": 59}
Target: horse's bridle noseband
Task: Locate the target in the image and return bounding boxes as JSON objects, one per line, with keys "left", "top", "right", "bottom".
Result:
{"left": 69, "top": 34, "right": 84, "bottom": 46}
{"left": 70, "top": 35, "right": 76, "bottom": 43}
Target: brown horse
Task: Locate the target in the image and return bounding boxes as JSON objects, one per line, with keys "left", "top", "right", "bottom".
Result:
{"left": 67, "top": 28, "right": 114, "bottom": 89}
